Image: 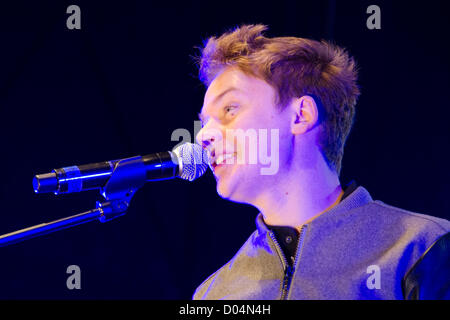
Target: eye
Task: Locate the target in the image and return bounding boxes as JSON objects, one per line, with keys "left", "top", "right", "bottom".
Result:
{"left": 224, "top": 105, "right": 237, "bottom": 115}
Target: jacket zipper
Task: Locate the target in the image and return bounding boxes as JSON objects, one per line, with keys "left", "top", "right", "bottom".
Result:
{"left": 270, "top": 225, "right": 308, "bottom": 300}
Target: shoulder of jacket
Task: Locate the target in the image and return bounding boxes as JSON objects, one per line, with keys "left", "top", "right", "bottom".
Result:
{"left": 192, "top": 229, "right": 260, "bottom": 300}
{"left": 192, "top": 260, "right": 231, "bottom": 300}
{"left": 370, "top": 200, "right": 450, "bottom": 233}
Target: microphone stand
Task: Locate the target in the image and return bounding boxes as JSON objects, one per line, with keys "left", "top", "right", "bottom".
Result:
{"left": 0, "top": 156, "right": 148, "bottom": 248}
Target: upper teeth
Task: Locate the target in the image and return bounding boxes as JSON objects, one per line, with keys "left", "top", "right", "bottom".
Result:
{"left": 215, "top": 153, "right": 235, "bottom": 165}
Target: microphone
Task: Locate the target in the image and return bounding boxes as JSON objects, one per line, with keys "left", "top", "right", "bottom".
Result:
{"left": 33, "top": 143, "right": 209, "bottom": 194}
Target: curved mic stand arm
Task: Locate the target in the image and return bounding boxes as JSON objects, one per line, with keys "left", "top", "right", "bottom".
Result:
{"left": 0, "top": 156, "right": 148, "bottom": 247}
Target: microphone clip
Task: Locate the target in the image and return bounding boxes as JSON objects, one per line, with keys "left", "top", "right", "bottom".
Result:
{"left": 96, "top": 155, "right": 148, "bottom": 222}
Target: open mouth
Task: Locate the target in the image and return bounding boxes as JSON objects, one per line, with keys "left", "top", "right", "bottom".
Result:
{"left": 211, "top": 153, "right": 237, "bottom": 171}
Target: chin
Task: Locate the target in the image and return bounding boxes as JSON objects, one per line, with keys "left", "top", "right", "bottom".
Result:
{"left": 216, "top": 181, "right": 234, "bottom": 200}
{"left": 216, "top": 179, "right": 250, "bottom": 204}
{"left": 215, "top": 166, "right": 261, "bottom": 203}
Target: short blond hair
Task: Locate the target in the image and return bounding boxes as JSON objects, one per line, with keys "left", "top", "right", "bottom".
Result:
{"left": 196, "top": 24, "right": 360, "bottom": 175}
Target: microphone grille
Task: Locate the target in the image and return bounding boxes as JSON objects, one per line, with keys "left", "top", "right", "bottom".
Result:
{"left": 173, "top": 143, "right": 209, "bottom": 181}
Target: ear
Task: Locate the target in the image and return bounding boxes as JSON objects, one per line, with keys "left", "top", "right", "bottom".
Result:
{"left": 290, "top": 95, "right": 319, "bottom": 135}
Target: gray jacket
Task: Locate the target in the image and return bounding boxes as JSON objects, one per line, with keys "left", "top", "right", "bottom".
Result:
{"left": 193, "top": 185, "right": 450, "bottom": 299}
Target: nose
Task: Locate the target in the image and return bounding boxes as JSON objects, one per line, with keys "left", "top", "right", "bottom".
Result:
{"left": 196, "top": 122, "right": 222, "bottom": 151}
{"left": 196, "top": 126, "right": 215, "bottom": 149}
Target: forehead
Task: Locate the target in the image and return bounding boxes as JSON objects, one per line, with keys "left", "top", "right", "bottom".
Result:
{"left": 204, "top": 67, "right": 244, "bottom": 104}
{"left": 201, "top": 67, "right": 270, "bottom": 113}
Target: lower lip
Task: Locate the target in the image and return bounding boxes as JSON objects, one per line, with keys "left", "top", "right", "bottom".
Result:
{"left": 213, "top": 155, "right": 236, "bottom": 173}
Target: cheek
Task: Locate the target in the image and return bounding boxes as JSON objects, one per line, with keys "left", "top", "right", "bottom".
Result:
{"left": 223, "top": 109, "right": 288, "bottom": 164}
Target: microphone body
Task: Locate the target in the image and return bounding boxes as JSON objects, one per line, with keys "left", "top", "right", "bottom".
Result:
{"left": 33, "top": 143, "right": 208, "bottom": 194}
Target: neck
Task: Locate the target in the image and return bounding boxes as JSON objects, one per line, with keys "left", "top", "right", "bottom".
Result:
{"left": 253, "top": 156, "right": 343, "bottom": 229}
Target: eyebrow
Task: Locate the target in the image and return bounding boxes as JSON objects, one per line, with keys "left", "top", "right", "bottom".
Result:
{"left": 198, "top": 87, "right": 241, "bottom": 123}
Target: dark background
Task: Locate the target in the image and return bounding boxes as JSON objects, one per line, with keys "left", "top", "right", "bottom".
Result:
{"left": 0, "top": 0, "right": 448, "bottom": 299}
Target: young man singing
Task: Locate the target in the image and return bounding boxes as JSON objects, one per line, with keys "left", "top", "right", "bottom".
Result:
{"left": 193, "top": 25, "right": 450, "bottom": 300}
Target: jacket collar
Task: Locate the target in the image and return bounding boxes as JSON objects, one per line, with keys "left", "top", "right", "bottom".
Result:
{"left": 255, "top": 184, "right": 374, "bottom": 235}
